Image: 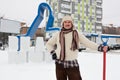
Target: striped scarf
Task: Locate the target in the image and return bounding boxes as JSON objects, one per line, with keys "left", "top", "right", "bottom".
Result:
{"left": 59, "top": 27, "right": 79, "bottom": 61}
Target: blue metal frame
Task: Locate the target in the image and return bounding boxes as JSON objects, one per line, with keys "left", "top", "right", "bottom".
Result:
{"left": 101, "top": 34, "right": 120, "bottom": 46}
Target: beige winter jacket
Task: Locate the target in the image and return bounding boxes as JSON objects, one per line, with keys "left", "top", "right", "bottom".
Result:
{"left": 46, "top": 31, "right": 99, "bottom": 61}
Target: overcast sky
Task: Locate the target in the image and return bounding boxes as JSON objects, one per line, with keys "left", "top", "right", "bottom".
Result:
{"left": 0, "top": 0, "right": 46, "bottom": 27}
{"left": 103, "top": 0, "right": 120, "bottom": 26}
{"left": 0, "top": 0, "right": 120, "bottom": 26}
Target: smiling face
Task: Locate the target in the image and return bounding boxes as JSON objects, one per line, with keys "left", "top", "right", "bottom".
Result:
{"left": 63, "top": 20, "right": 73, "bottom": 29}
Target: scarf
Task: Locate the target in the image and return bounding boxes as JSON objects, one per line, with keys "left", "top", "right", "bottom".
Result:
{"left": 59, "top": 27, "right": 79, "bottom": 61}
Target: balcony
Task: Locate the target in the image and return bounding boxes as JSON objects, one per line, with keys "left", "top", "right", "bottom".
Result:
{"left": 96, "top": 0, "right": 102, "bottom": 3}
{"left": 61, "top": 4, "right": 72, "bottom": 9}
{"left": 62, "top": 0, "right": 71, "bottom": 2}
{"left": 61, "top": 10, "right": 72, "bottom": 14}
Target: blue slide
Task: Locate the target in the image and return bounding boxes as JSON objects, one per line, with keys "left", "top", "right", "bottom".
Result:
{"left": 17, "top": 3, "right": 60, "bottom": 51}
{"left": 25, "top": 2, "right": 60, "bottom": 38}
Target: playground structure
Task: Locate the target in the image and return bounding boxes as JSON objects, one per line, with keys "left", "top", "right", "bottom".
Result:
{"left": 8, "top": 3, "right": 60, "bottom": 64}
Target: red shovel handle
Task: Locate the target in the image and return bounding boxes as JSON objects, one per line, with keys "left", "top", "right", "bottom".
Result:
{"left": 103, "top": 50, "right": 106, "bottom": 80}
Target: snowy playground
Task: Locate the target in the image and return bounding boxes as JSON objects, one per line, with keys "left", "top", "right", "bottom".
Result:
{"left": 0, "top": 46, "right": 120, "bottom": 80}
{"left": 0, "top": 35, "right": 120, "bottom": 80}
{"left": 1, "top": 26, "right": 120, "bottom": 80}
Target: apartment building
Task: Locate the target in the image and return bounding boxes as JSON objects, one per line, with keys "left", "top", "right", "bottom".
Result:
{"left": 46, "top": 0, "right": 102, "bottom": 34}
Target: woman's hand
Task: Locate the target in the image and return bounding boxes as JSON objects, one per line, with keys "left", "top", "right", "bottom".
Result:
{"left": 98, "top": 44, "right": 110, "bottom": 52}
{"left": 103, "top": 46, "right": 109, "bottom": 52}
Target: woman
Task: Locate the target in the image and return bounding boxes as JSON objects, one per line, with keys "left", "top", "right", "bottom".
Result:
{"left": 46, "top": 15, "right": 108, "bottom": 80}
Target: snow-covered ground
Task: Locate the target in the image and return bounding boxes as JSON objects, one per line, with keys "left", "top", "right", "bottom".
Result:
{"left": 0, "top": 50, "right": 120, "bottom": 80}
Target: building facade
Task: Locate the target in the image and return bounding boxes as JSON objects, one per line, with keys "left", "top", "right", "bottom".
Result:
{"left": 0, "top": 18, "right": 45, "bottom": 49}
{"left": 0, "top": 18, "right": 22, "bottom": 45}
{"left": 46, "top": 0, "right": 102, "bottom": 34}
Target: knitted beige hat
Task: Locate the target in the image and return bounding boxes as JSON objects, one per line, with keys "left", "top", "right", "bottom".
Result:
{"left": 61, "top": 15, "right": 73, "bottom": 26}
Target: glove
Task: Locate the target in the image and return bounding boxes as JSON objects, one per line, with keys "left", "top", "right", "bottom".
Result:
{"left": 50, "top": 50, "right": 57, "bottom": 60}
{"left": 78, "top": 48, "right": 86, "bottom": 52}
{"left": 98, "top": 44, "right": 104, "bottom": 52}
{"left": 98, "top": 44, "right": 110, "bottom": 52}
{"left": 52, "top": 53, "right": 57, "bottom": 60}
